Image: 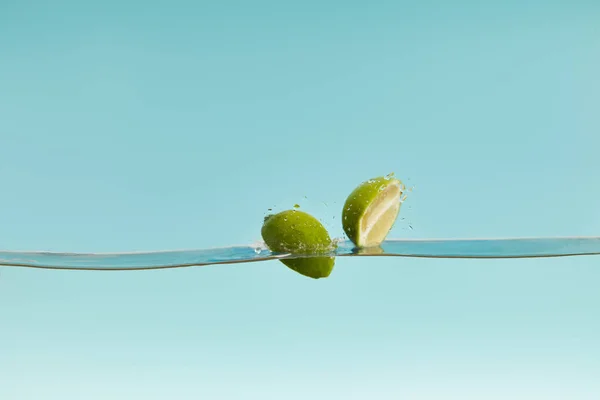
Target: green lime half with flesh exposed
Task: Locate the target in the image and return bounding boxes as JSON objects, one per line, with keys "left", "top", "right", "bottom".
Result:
{"left": 342, "top": 174, "right": 404, "bottom": 248}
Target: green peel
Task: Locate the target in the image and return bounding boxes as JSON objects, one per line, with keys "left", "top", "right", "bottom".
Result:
{"left": 261, "top": 210, "right": 336, "bottom": 279}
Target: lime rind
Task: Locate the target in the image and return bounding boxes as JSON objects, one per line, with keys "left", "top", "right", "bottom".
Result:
{"left": 261, "top": 210, "right": 336, "bottom": 279}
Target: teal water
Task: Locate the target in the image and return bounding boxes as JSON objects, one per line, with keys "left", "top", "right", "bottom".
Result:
{"left": 2, "top": 1, "right": 600, "bottom": 399}
{"left": 2, "top": 237, "right": 600, "bottom": 270}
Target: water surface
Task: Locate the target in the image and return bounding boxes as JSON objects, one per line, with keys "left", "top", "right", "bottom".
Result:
{"left": 1, "top": 237, "right": 599, "bottom": 271}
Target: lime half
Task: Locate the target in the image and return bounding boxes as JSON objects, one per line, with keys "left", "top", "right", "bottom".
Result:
{"left": 261, "top": 210, "right": 335, "bottom": 279}
{"left": 342, "top": 174, "right": 404, "bottom": 248}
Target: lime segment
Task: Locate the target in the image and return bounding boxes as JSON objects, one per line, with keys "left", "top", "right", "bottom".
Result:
{"left": 342, "top": 175, "right": 404, "bottom": 248}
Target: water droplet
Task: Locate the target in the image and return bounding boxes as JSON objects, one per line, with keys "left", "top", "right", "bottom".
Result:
{"left": 267, "top": 208, "right": 272, "bottom": 211}
{"left": 409, "top": 225, "right": 413, "bottom": 230}
{"left": 254, "top": 247, "right": 262, "bottom": 254}
{"left": 293, "top": 204, "right": 300, "bottom": 209}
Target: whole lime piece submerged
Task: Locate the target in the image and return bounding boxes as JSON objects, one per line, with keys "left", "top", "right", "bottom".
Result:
{"left": 342, "top": 174, "right": 404, "bottom": 248}
{"left": 261, "top": 210, "right": 335, "bottom": 279}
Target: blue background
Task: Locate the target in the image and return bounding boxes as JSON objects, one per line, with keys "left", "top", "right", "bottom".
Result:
{"left": 1, "top": 1, "right": 599, "bottom": 399}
